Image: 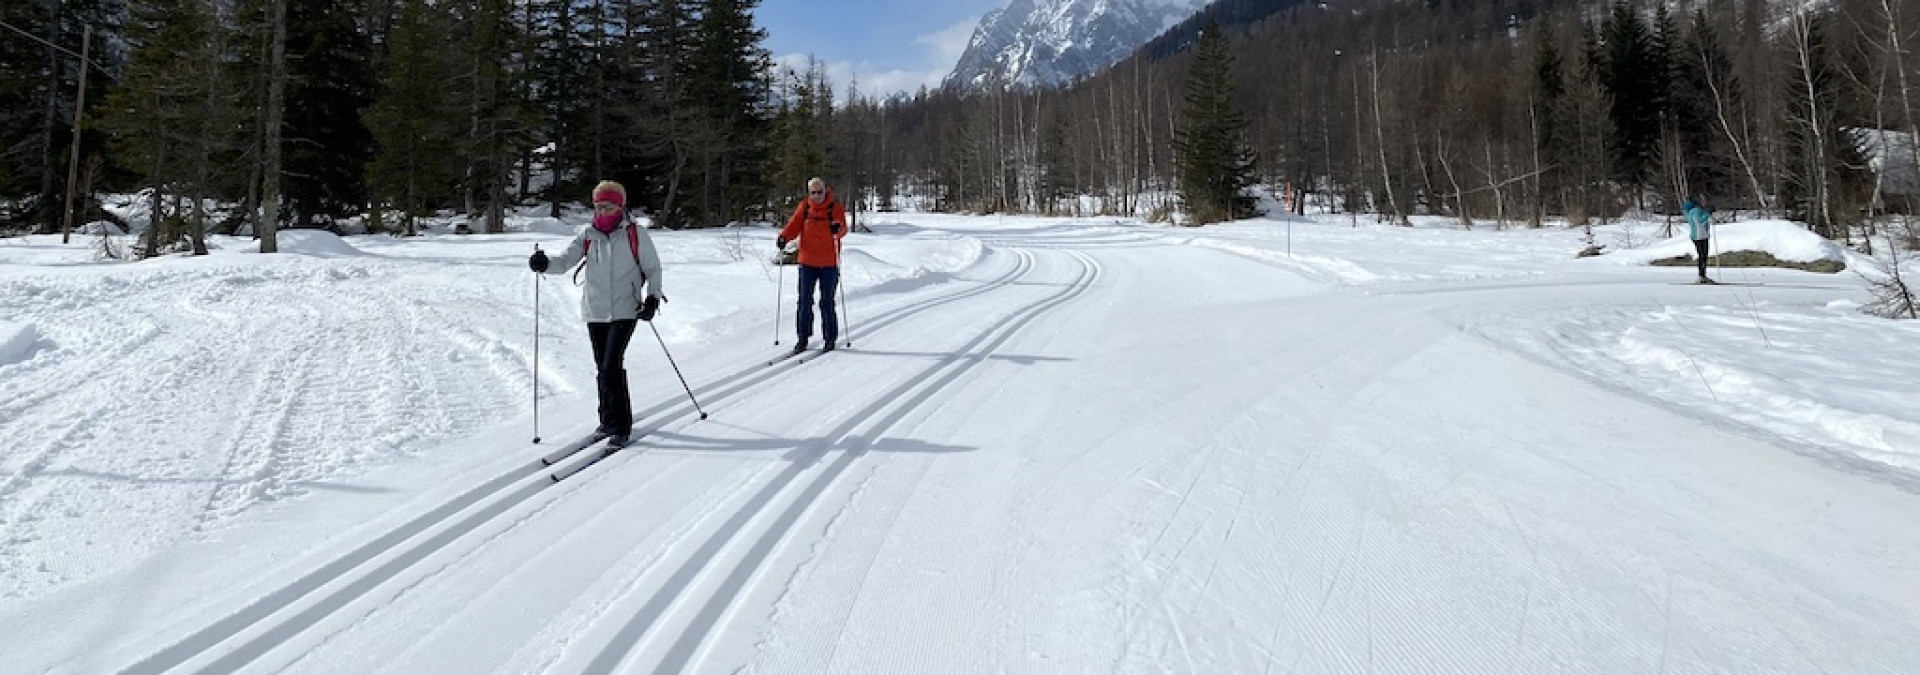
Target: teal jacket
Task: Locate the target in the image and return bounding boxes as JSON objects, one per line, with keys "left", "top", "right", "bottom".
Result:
{"left": 1682, "top": 201, "right": 1711, "bottom": 241}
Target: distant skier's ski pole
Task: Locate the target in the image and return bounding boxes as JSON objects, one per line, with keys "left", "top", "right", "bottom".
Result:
{"left": 837, "top": 237, "right": 852, "bottom": 348}
{"left": 649, "top": 321, "right": 707, "bottom": 419}
{"left": 774, "top": 255, "right": 785, "bottom": 346}
{"left": 532, "top": 245, "right": 543, "bottom": 444}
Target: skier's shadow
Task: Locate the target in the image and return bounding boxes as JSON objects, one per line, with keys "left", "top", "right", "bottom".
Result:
{"left": 643, "top": 428, "right": 973, "bottom": 458}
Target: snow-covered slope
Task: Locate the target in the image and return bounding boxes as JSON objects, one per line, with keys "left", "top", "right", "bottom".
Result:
{"left": 945, "top": 0, "right": 1209, "bottom": 89}
{"left": 1, "top": 212, "right": 1916, "bottom": 673}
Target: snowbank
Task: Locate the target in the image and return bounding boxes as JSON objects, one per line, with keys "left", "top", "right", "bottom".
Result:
{"left": 1478, "top": 301, "right": 1920, "bottom": 472}
{"left": 270, "top": 230, "right": 371, "bottom": 257}
{"left": 1605, "top": 220, "right": 1847, "bottom": 266}
{"left": 0, "top": 321, "right": 36, "bottom": 365}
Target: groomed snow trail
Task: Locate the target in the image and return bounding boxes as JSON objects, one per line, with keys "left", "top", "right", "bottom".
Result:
{"left": 15, "top": 221, "right": 1918, "bottom": 674}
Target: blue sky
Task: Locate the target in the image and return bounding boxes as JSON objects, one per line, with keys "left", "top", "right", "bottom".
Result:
{"left": 755, "top": 0, "right": 1005, "bottom": 97}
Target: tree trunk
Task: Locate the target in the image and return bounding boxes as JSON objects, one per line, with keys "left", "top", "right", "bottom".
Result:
{"left": 1699, "top": 39, "right": 1769, "bottom": 212}
{"left": 259, "top": 0, "right": 287, "bottom": 253}
{"left": 190, "top": 29, "right": 219, "bottom": 256}
{"left": 1789, "top": 7, "right": 1835, "bottom": 239}
{"left": 60, "top": 26, "right": 90, "bottom": 244}
{"left": 1528, "top": 94, "right": 1544, "bottom": 228}
{"left": 35, "top": 3, "right": 61, "bottom": 234}
{"left": 1884, "top": 0, "right": 1920, "bottom": 218}
{"left": 143, "top": 164, "right": 164, "bottom": 259}
{"left": 1369, "top": 51, "right": 1401, "bottom": 225}
{"left": 1436, "top": 135, "right": 1469, "bottom": 230}
{"left": 1486, "top": 140, "right": 1505, "bottom": 230}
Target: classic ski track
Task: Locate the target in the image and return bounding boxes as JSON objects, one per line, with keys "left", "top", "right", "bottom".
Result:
{"left": 114, "top": 247, "right": 1035, "bottom": 674}
{"left": 555, "top": 246, "right": 1036, "bottom": 470}
{"left": 575, "top": 248, "right": 1099, "bottom": 674}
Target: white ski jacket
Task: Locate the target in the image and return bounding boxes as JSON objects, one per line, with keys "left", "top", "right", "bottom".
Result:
{"left": 541, "top": 215, "right": 664, "bottom": 323}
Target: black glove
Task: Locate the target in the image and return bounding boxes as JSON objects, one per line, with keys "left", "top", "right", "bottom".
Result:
{"left": 830, "top": 222, "right": 842, "bottom": 235}
{"left": 776, "top": 237, "right": 789, "bottom": 250}
{"left": 528, "top": 250, "right": 548, "bottom": 273}
{"left": 637, "top": 295, "right": 661, "bottom": 322}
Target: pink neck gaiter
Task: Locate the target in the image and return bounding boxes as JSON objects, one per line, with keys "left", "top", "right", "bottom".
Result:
{"left": 593, "top": 211, "right": 621, "bottom": 233}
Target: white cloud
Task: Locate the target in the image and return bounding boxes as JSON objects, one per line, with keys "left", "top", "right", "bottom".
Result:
{"left": 844, "top": 66, "right": 949, "bottom": 99}
{"left": 916, "top": 17, "right": 980, "bottom": 65}
{"left": 773, "top": 52, "right": 946, "bottom": 101}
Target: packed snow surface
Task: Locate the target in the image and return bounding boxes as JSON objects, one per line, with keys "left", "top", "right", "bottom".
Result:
{"left": 1, "top": 210, "right": 1914, "bottom": 673}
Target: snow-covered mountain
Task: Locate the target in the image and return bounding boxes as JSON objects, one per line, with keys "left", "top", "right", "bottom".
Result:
{"left": 944, "top": 0, "right": 1210, "bottom": 90}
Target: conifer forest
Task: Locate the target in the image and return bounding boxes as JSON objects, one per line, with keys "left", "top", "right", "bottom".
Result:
{"left": 2, "top": 0, "right": 1915, "bottom": 247}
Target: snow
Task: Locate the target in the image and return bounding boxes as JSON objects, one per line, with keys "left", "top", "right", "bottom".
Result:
{"left": 1, "top": 209, "right": 1916, "bottom": 673}
{"left": 1852, "top": 127, "right": 1918, "bottom": 194}
{"left": 0, "top": 320, "right": 36, "bottom": 365}
{"left": 1600, "top": 219, "right": 1850, "bottom": 265}
{"left": 948, "top": 0, "right": 1209, "bottom": 89}
{"left": 271, "top": 230, "right": 374, "bottom": 258}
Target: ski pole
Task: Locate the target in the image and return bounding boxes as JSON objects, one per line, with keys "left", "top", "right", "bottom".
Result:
{"left": 649, "top": 321, "right": 708, "bottom": 420}
{"left": 774, "top": 252, "right": 785, "bottom": 346}
{"left": 837, "top": 237, "right": 851, "bottom": 348}
{"left": 532, "top": 245, "right": 543, "bottom": 444}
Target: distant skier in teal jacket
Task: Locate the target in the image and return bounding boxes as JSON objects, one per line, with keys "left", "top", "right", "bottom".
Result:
{"left": 1682, "top": 197, "right": 1714, "bottom": 284}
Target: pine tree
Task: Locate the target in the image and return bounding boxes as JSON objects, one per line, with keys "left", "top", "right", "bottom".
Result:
{"left": 630, "top": 0, "right": 701, "bottom": 224}
{"left": 451, "top": 0, "right": 534, "bottom": 233}
{"left": 98, "top": 0, "right": 224, "bottom": 256}
{"left": 1530, "top": 20, "right": 1566, "bottom": 224}
{"left": 1036, "top": 112, "right": 1076, "bottom": 215}
{"left": 1565, "top": 22, "right": 1614, "bottom": 225}
{"left": 1652, "top": 1, "right": 1684, "bottom": 208}
{"left": 1173, "top": 15, "right": 1256, "bottom": 225}
{"left": 0, "top": 1, "right": 58, "bottom": 229}
{"left": 364, "top": 0, "right": 459, "bottom": 236}
{"left": 1600, "top": 1, "right": 1664, "bottom": 204}
{"left": 1782, "top": 6, "right": 1871, "bottom": 240}
{"left": 282, "top": 0, "right": 377, "bottom": 228}
{"left": 680, "top": 0, "right": 773, "bottom": 227}
{"left": 0, "top": 0, "right": 122, "bottom": 234}
{"left": 1672, "top": 9, "right": 1736, "bottom": 208}
{"left": 220, "top": 0, "right": 273, "bottom": 234}
{"left": 770, "top": 62, "right": 828, "bottom": 208}
{"left": 527, "top": 0, "right": 591, "bottom": 212}
{"left": 582, "top": 0, "right": 661, "bottom": 211}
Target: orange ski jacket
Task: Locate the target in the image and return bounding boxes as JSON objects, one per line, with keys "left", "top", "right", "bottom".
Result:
{"left": 779, "top": 190, "right": 847, "bottom": 267}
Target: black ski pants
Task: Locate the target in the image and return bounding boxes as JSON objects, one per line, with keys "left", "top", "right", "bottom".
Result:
{"left": 587, "top": 319, "right": 637, "bottom": 435}
{"left": 1694, "top": 238, "right": 1710, "bottom": 277}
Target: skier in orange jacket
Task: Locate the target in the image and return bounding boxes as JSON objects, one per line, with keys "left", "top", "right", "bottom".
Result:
{"left": 777, "top": 177, "right": 847, "bottom": 352}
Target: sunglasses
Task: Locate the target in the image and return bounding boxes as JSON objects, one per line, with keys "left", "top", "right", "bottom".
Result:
{"left": 809, "top": 190, "right": 824, "bottom": 196}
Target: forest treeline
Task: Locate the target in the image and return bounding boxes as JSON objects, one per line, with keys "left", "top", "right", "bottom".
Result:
{"left": 2, "top": 0, "right": 1915, "bottom": 252}
{"left": 839, "top": 0, "right": 1915, "bottom": 242}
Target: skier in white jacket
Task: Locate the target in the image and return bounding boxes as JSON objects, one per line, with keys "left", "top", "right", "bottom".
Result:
{"left": 528, "top": 180, "right": 664, "bottom": 447}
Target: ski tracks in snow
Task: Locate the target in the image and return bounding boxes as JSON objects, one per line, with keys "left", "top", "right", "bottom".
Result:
{"left": 104, "top": 247, "right": 1061, "bottom": 673}
{"left": 559, "top": 248, "right": 1099, "bottom": 674}
{"left": 0, "top": 261, "right": 546, "bottom": 602}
